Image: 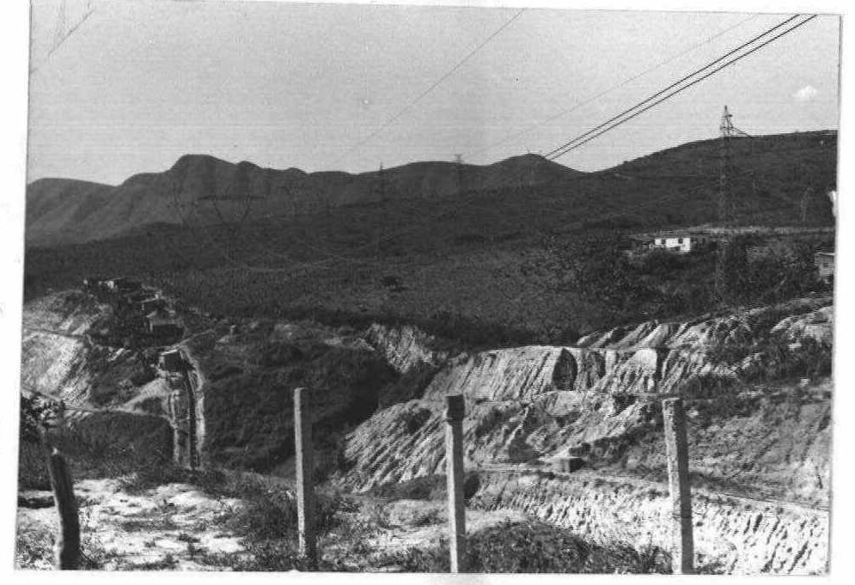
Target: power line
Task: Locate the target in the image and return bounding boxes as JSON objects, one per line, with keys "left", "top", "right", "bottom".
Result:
{"left": 30, "top": 0, "right": 96, "bottom": 75}
{"left": 547, "top": 15, "right": 818, "bottom": 160}
{"left": 329, "top": 8, "right": 526, "bottom": 168}
{"left": 353, "top": 16, "right": 821, "bottom": 257}
{"left": 544, "top": 14, "right": 805, "bottom": 160}
{"left": 466, "top": 13, "right": 760, "bottom": 161}
{"left": 170, "top": 14, "right": 820, "bottom": 279}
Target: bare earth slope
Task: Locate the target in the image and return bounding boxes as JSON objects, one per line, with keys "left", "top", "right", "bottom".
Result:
{"left": 336, "top": 298, "right": 833, "bottom": 574}
{"left": 18, "top": 288, "right": 832, "bottom": 574}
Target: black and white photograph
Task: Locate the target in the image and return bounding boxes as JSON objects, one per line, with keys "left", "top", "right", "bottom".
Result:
{"left": 4, "top": 0, "right": 846, "bottom": 576}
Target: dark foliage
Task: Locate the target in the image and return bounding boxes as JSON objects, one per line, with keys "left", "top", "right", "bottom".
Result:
{"left": 378, "top": 520, "right": 671, "bottom": 573}
{"left": 368, "top": 472, "right": 481, "bottom": 502}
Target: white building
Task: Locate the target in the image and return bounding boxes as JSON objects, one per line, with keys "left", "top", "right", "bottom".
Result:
{"left": 650, "top": 234, "right": 703, "bottom": 254}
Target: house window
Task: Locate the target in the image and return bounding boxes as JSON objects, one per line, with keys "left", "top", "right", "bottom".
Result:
{"left": 678, "top": 238, "right": 683, "bottom": 244}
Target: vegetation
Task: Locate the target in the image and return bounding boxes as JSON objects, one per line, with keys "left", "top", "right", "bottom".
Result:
{"left": 368, "top": 472, "right": 482, "bottom": 502}
{"left": 199, "top": 335, "right": 398, "bottom": 472}
{"left": 18, "top": 400, "right": 173, "bottom": 492}
{"left": 375, "top": 520, "right": 670, "bottom": 573}
{"left": 24, "top": 131, "right": 835, "bottom": 348}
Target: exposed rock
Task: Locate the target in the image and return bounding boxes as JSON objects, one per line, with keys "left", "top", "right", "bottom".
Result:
{"left": 364, "top": 324, "right": 448, "bottom": 374}
{"left": 771, "top": 306, "right": 833, "bottom": 346}
{"left": 335, "top": 298, "right": 834, "bottom": 574}
{"left": 472, "top": 472, "right": 828, "bottom": 575}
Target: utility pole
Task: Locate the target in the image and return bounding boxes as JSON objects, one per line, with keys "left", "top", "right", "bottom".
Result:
{"left": 445, "top": 394, "right": 467, "bottom": 573}
{"left": 715, "top": 106, "right": 745, "bottom": 306}
{"left": 662, "top": 398, "right": 695, "bottom": 574}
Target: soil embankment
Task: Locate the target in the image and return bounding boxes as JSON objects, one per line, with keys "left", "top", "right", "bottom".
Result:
{"left": 18, "top": 287, "right": 833, "bottom": 574}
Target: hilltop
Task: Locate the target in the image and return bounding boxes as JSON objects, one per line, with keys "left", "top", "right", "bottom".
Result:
{"left": 25, "top": 153, "right": 581, "bottom": 247}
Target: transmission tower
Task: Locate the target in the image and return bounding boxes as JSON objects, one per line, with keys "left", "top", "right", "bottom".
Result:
{"left": 377, "top": 162, "right": 387, "bottom": 203}
{"left": 718, "top": 105, "right": 736, "bottom": 225}
{"left": 715, "top": 105, "right": 746, "bottom": 307}
{"left": 800, "top": 186, "right": 813, "bottom": 224}
{"left": 454, "top": 154, "right": 465, "bottom": 194}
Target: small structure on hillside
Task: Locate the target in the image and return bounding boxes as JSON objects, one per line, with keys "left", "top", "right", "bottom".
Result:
{"left": 815, "top": 251, "right": 835, "bottom": 283}
{"left": 82, "top": 276, "right": 103, "bottom": 290}
{"left": 556, "top": 457, "right": 586, "bottom": 473}
{"left": 649, "top": 233, "right": 708, "bottom": 254}
{"left": 146, "top": 308, "right": 184, "bottom": 342}
{"left": 626, "top": 231, "right": 714, "bottom": 255}
{"left": 159, "top": 348, "right": 185, "bottom": 373}
{"left": 105, "top": 277, "right": 141, "bottom": 294}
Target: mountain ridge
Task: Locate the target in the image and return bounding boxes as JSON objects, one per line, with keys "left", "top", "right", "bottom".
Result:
{"left": 25, "top": 130, "right": 837, "bottom": 248}
{"left": 26, "top": 152, "right": 582, "bottom": 247}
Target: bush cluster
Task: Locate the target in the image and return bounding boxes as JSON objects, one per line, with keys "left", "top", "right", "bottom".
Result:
{"left": 377, "top": 520, "right": 670, "bottom": 573}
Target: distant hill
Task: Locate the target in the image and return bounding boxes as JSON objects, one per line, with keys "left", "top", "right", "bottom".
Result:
{"left": 25, "top": 153, "right": 582, "bottom": 247}
{"left": 25, "top": 130, "right": 836, "bottom": 248}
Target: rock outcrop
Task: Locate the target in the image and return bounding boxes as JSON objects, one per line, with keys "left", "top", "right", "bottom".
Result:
{"left": 364, "top": 324, "right": 448, "bottom": 374}
{"left": 473, "top": 471, "right": 828, "bottom": 575}
{"left": 335, "top": 297, "right": 834, "bottom": 574}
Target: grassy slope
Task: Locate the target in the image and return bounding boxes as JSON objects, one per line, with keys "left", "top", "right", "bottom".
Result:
{"left": 24, "top": 131, "right": 836, "bottom": 345}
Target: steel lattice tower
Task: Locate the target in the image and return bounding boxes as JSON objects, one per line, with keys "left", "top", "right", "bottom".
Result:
{"left": 454, "top": 154, "right": 465, "bottom": 194}
{"left": 719, "top": 106, "right": 736, "bottom": 225}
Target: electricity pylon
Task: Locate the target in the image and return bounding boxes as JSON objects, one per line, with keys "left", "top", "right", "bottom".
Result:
{"left": 719, "top": 106, "right": 736, "bottom": 225}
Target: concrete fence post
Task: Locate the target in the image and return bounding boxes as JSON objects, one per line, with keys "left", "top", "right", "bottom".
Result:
{"left": 662, "top": 397, "right": 694, "bottom": 575}
{"left": 445, "top": 394, "right": 466, "bottom": 573}
{"left": 47, "top": 447, "right": 80, "bottom": 570}
{"left": 293, "top": 387, "right": 317, "bottom": 566}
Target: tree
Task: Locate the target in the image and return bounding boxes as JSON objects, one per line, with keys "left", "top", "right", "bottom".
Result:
{"left": 538, "top": 231, "right": 651, "bottom": 323}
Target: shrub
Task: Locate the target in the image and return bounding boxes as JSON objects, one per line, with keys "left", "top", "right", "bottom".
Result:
{"left": 49, "top": 412, "right": 173, "bottom": 480}
{"left": 377, "top": 520, "right": 671, "bottom": 573}
{"left": 195, "top": 472, "right": 345, "bottom": 544}
{"left": 15, "top": 520, "right": 54, "bottom": 569}
{"left": 368, "top": 472, "right": 480, "bottom": 502}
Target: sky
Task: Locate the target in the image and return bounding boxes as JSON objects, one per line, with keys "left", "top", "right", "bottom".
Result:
{"left": 26, "top": 0, "right": 841, "bottom": 185}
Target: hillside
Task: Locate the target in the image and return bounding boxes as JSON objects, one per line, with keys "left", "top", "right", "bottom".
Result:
{"left": 23, "top": 130, "right": 836, "bottom": 344}
{"left": 17, "top": 285, "right": 832, "bottom": 573}
{"left": 25, "top": 153, "right": 582, "bottom": 247}
{"left": 25, "top": 131, "right": 836, "bottom": 249}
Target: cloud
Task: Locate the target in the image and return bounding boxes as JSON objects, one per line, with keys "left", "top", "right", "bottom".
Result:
{"left": 794, "top": 85, "right": 819, "bottom": 102}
